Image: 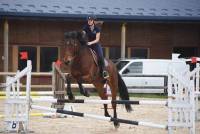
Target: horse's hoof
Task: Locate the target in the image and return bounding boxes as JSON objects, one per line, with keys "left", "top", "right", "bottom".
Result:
{"left": 84, "top": 91, "right": 90, "bottom": 97}
{"left": 114, "top": 122, "right": 120, "bottom": 129}
{"left": 80, "top": 89, "right": 90, "bottom": 97}
{"left": 105, "top": 113, "right": 111, "bottom": 117}
{"left": 68, "top": 94, "right": 75, "bottom": 100}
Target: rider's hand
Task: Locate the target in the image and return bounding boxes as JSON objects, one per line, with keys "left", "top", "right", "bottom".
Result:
{"left": 87, "top": 42, "right": 92, "bottom": 45}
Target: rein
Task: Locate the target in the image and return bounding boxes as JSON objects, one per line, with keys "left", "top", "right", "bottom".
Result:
{"left": 65, "top": 39, "right": 80, "bottom": 61}
{"left": 73, "top": 43, "right": 79, "bottom": 57}
{"left": 64, "top": 32, "right": 101, "bottom": 83}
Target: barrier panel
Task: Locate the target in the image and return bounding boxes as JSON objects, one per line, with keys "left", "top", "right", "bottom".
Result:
{"left": 3, "top": 60, "right": 198, "bottom": 134}
{"left": 4, "top": 60, "right": 32, "bottom": 133}
{"left": 167, "top": 67, "right": 195, "bottom": 134}
{"left": 52, "top": 62, "right": 66, "bottom": 109}
{"left": 189, "top": 63, "right": 200, "bottom": 121}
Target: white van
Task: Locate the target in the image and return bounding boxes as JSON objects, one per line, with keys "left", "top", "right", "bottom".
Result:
{"left": 116, "top": 57, "right": 189, "bottom": 93}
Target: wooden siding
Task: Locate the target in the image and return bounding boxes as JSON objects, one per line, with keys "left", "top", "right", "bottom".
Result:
{"left": 0, "top": 19, "right": 199, "bottom": 71}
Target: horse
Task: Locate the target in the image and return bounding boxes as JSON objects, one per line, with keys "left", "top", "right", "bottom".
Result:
{"left": 63, "top": 31, "right": 132, "bottom": 128}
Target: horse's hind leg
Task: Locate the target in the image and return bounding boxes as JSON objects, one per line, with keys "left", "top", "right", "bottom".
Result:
{"left": 94, "top": 83, "right": 110, "bottom": 117}
{"left": 77, "top": 81, "right": 90, "bottom": 97}
{"left": 109, "top": 79, "right": 120, "bottom": 128}
{"left": 66, "top": 74, "right": 74, "bottom": 100}
{"left": 103, "top": 102, "right": 110, "bottom": 117}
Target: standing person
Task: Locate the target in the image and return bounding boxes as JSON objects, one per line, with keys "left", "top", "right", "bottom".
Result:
{"left": 82, "top": 15, "right": 109, "bottom": 79}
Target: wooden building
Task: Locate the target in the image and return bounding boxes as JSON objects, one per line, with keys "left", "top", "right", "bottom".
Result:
{"left": 0, "top": 0, "right": 200, "bottom": 74}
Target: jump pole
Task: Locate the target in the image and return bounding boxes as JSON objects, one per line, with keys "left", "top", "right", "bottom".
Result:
{"left": 0, "top": 113, "right": 60, "bottom": 118}
{"left": 31, "top": 105, "right": 167, "bottom": 129}
{"left": 0, "top": 96, "right": 54, "bottom": 100}
{"left": 31, "top": 98, "right": 167, "bottom": 105}
{"left": 0, "top": 91, "right": 53, "bottom": 96}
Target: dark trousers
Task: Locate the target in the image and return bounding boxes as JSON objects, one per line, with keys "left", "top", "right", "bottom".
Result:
{"left": 89, "top": 43, "right": 105, "bottom": 68}
{"left": 89, "top": 43, "right": 103, "bottom": 59}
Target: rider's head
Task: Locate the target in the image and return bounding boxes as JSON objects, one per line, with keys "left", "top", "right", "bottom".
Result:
{"left": 87, "top": 15, "right": 96, "bottom": 26}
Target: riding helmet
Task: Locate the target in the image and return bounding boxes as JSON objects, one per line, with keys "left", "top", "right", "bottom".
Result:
{"left": 87, "top": 15, "right": 96, "bottom": 20}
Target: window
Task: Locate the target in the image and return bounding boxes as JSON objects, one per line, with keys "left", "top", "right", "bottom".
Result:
{"left": 109, "top": 47, "right": 121, "bottom": 61}
{"left": 122, "top": 62, "right": 143, "bottom": 74}
{"left": 130, "top": 48, "right": 148, "bottom": 59}
{"left": 173, "top": 47, "right": 198, "bottom": 58}
{"left": 40, "top": 47, "right": 58, "bottom": 72}
{"left": 17, "top": 46, "right": 59, "bottom": 72}
{"left": 18, "top": 46, "right": 37, "bottom": 71}
{"left": 116, "top": 61, "right": 129, "bottom": 71}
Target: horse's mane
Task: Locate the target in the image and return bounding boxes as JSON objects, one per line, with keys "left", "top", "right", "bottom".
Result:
{"left": 64, "top": 31, "right": 88, "bottom": 46}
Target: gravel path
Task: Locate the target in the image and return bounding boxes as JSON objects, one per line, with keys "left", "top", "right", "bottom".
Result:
{"left": 0, "top": 96, "right": 199, "bottom": 134}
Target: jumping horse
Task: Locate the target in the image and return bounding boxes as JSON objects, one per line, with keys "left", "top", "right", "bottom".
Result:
{"left": 63, "top": 31, "right": 132, "bottom": 128}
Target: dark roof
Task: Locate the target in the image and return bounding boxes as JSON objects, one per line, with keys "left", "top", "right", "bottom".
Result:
{"left": 0, "top": 0, "right": 200, "bottom": 22}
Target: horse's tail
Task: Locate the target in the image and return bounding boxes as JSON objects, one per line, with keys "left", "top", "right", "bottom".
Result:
{"left": 117, "top": 73, "right": 132, "bottom": 112}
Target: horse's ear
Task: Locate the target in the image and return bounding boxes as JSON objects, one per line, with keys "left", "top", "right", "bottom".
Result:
{"left": 71, "top": 31, "right": 78, "bottom": 38}
{"left": 76, "top": 31, "right": 83, "bottom": 40}
{"left": 81, "top": 31, "right": 86, "bottom": 38}
{"left": 77, "top": 31, "right": 87, "bottom": 45}
{"left": 64, "top": 32, "right": 70, "bottom": 39}
{"left": 64, "top": 31, "right": 78, "bottom": 39}
{"left": 64, "top": 32, "right": 73, "bottom": 39}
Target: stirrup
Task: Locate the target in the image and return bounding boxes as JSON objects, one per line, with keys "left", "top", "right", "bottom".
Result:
{"left": 103, "top": 71, "right": 109, "bottom": 79}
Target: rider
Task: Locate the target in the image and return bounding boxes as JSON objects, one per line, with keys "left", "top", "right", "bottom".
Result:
{"left": 82, "top": 15, "right": 109, "bottom": 79}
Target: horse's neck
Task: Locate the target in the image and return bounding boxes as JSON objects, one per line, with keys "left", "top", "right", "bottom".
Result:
{"left": 76, "top": 46, "right": 92, "bottom": 62}
{"left": 71, "top": 46, "right": 95, "bottom": 75}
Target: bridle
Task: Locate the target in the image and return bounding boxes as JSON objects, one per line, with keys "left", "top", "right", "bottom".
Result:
{"left": 64, "top": 38, "right": 80, "bottom": 64}
{"left": 64, "top": 31, "right": 87, "bottom": 65}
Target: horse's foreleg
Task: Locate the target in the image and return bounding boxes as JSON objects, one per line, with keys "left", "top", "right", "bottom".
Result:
{"left": 112, "top": 101, "right": 119, "bottom": 128}
{"left": 77, "top": 81, "right": 90, "bottom": 97}
{"left": 66, "top": 74, "right": 74, "bottom": 100}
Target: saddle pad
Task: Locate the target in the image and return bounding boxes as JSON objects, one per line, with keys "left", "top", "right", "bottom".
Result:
{"left": 104, "top": 59, "right": 108, "bottom": 67}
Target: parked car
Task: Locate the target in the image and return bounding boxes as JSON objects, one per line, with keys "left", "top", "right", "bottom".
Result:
{"left": 115, "top": 57, "right": 188, "bottom": 93}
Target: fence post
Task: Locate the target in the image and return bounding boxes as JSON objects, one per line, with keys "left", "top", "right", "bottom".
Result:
{"left": 52, "top": 62, "right": 66, "bottom": 109}
{"left": 25, "top": 60, "right": 32, "bottom": 133}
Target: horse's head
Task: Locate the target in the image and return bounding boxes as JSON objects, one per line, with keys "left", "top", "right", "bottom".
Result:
{"left": 63, "top": 31, "right": 87, "bottom": 65}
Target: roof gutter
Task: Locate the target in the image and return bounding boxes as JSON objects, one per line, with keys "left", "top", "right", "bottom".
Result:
{"left": 0, "top": 12, "right": 200, "bottom": 23}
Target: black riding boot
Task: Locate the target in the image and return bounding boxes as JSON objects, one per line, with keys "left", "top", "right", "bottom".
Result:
{"left": 99, "top": 57, "right": 109, "bottom": 79}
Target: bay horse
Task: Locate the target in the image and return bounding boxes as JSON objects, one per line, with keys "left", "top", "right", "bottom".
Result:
{"left": 63, "top": 31, "right": 132, "bottom": 128}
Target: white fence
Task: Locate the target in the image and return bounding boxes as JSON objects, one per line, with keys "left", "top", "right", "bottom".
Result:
{"left": 4, "top": 60, "right": 32, "bottom": 133}
{"left": 188, "top": 63, "right": 200, "bottom": 121}
{"left": 3, "top": 60, "right": 198, "bottom": 134}
{"left": 168, "top": 67, "right": 195, "bottom": 134}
